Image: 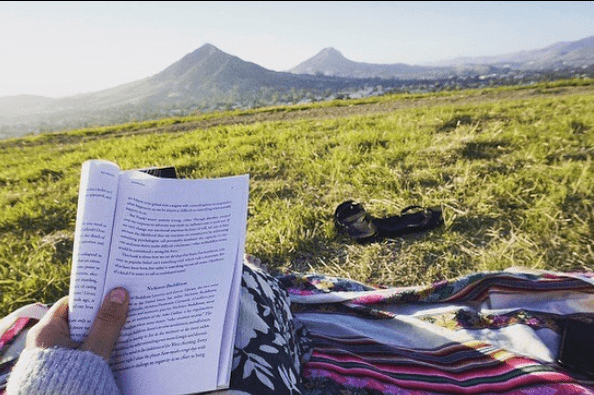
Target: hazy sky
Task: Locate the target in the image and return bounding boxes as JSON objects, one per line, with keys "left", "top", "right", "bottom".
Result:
{"left": 1, "top": 1, "right": 593, "bottom": 98}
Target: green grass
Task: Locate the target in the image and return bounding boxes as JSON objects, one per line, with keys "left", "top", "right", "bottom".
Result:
{"left": 1, "top": 79, "right": 594, "bottom": 316}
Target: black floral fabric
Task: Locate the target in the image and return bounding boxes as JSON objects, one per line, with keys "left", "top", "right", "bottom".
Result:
{"left": 230, "top": 263, "right": 311, "bottom": 395}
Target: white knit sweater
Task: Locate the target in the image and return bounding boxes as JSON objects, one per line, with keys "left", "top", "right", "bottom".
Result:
{"left": 6, "top": 348, "right": 121, "bottom": 395}
{"left": 6, "top": 348, "right": 245, "bottom": 395}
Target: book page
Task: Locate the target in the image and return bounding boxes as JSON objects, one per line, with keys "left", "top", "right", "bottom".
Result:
{"left": 68, "top": 160, "right": 121, "bottom": 342}
{"left": 216, "top": 242, "right": 244, "bottom": 388}
{"left": 103, "top": 170, "right": 249, "bottom": 395}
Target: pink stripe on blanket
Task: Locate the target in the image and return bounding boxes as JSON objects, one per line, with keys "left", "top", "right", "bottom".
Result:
{"left": 0, "top": 317, "right": 30, "bottom": 350}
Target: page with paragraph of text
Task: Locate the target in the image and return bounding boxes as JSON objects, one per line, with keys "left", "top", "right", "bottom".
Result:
{"left": 69, "top": 160, "right": 122, "bottom": 342}
{"left": 69, "top": 160, "right": 249, "bottom": 395}
{"left": 105, "top": 170, "right": 249, "bottom": 395}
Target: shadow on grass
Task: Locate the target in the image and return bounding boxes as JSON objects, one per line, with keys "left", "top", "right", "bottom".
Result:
{"left": 461, "top": 140, "right": 511, "bottom": 160}
{"left": 437, "top": 115, "right": 475, "bottom": 133}
{"left": 1, "top": 206, "right": 74, "bottom": 237}
{"left": 546, "top": 147, "right": 594, "bottom": 164}
{"left": 41, "top": 231, "right": 74, "bottom": 266}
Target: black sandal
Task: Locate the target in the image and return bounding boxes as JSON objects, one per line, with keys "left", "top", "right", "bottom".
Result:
{"left": 334, "top": 201, "right": 443, "bottom": 243}
{"left": 334, "top": 201, "right": 377, "bottom": 241}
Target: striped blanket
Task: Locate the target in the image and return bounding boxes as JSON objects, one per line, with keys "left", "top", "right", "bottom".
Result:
{"left": 280, "top": 267, "right": 594, "bottom": 394}
{"left": 2, "top": 266, "right": 594, "bottom": 394}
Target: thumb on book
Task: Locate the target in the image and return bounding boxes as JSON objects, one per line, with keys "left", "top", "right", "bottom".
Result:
{"left": 79, "top": 287, "right": 129, "bottom": 360}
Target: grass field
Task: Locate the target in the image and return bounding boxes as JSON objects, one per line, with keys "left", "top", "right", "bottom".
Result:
{"left": 1, "top": 79, "right": 593, "bottom": 316}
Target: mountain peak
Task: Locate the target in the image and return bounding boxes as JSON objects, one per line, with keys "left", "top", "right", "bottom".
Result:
{"left": 320, "top": 47, "right": 342, "bottom": 54}
{"left": 193, "top": 43, "right": 221, "bottom": 55}
{"left": 317, "top": 47, "right": 346, "bottom": 60}
{"left": 289, "top": 47, "right": 350, "bottom": 74}
{"left": 184, "top": 43, "right": 224, "bottom": 62}
{"left": 155, "top": 43, "right": 230, "bottom": 80}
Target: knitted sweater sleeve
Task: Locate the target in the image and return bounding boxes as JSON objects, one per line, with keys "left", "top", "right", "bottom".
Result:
{"left": 6, "top": 348, "right": 122, "bottom": 395}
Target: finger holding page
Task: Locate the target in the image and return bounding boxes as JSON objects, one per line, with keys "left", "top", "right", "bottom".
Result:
{"left": 26, "top": 296, "right": 79, "bottom": 350}
{"left": 79, "top": 287, "right": 129, "bottom": 360}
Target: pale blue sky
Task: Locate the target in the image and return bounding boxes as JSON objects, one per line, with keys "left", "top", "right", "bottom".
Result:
{"left": 1, "top": 1, "right": 593, "bottom": 98}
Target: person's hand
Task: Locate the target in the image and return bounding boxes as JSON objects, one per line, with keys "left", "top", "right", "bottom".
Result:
{"left": 26, "top": 287, "right": 129, "bottom": 360}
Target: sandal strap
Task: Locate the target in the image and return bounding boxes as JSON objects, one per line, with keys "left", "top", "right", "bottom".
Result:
{"left": 334, "top": 201, "right": 377, "bottom": 241}
{"left": 401, "top": 205, "right": 424, "bottom": 214}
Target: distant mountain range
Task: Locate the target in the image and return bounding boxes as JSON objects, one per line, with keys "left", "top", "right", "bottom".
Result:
{"left": 2, "top": 35, "right": 594, "bottom": 139}
{"left": 1, "top": 44, "right": 364, "bottom": 118}
{"left": 431, "top": 35, "right": 594, "bottom": 70}
{"left": 289, "top": 47, "right": 498, "bottom": 79}
{"left": 289, "top": 35, "right": 594, "bottom": 79}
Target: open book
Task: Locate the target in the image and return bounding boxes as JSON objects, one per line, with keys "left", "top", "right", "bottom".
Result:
{"left": 68, "top": 159, "right": 249, "bottom": 395}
